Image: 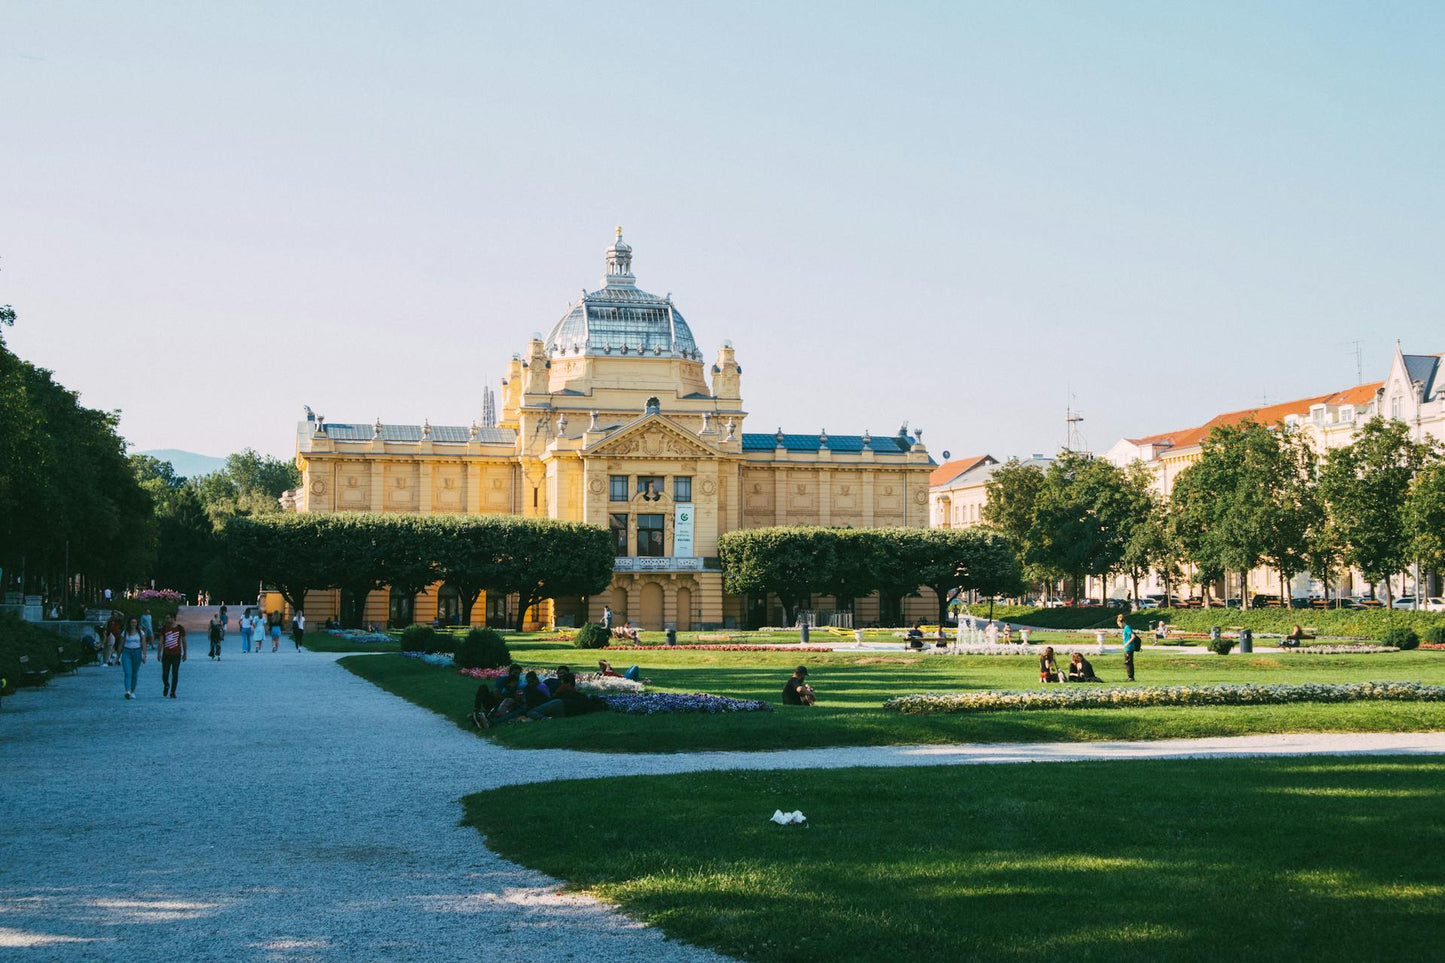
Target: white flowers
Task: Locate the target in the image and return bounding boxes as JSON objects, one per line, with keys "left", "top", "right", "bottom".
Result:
{"left": 928, "top": 643, "right": 1106, "bottom": 656}
{"left": 574, "top": 673, "right": 645, "bottom": 694}
{"left": 770, "top": 810, "right": 807, "bottom": 825}
{"left": 884, "top": 681, "right": 1445, "bottom": 714}
{"left": 1294, "top": 645, "right": 1399, "bottom": 654}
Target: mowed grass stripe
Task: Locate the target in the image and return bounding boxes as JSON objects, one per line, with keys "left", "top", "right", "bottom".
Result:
{"left": 341, "top": 644, "right": 1445, "bottom": 752}
{"left": 463, "top": 757, "right": 1445, "bottom": 962}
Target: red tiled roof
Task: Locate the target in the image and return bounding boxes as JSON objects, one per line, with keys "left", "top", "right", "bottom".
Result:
{"left": 930, "top": 455, "right": 992, "bottom": 487}
{"left": 1133, "top": 381, "right": 1386, "bottom": 459}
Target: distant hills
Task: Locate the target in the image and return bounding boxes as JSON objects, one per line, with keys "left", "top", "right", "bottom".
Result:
{"left": 138, "top": 449, "right": 227, "bottom": 479}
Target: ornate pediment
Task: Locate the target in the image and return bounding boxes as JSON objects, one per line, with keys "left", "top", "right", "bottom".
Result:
{"left": 587, "top": 415, "right": 721, "bottom": 459}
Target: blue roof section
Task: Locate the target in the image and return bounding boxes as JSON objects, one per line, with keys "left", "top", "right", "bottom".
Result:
{"left": 741, "top": 432, "right": 919, "bottom": 455}
{"left": 1403, "top": 355, "right": 1440, "bottom": 401}
{"left": 318, "top": 423, "right": 516, "bottom": 445}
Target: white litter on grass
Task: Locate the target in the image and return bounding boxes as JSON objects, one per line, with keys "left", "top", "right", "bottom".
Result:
{"left": 770, "top": 810, "right": 807, "bottom": 826}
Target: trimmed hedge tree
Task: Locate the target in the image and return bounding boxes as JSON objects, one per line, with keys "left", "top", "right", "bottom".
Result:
{"left": 225, "top": 513, "right": 613, "bottom": 630}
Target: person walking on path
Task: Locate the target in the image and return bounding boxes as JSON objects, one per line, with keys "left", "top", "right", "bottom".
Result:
{"left": 601, "top": 605, "right": 613, "bottom": 634}
{"left": 120, "top": 616, "right": 147, "bottom": 699}
{"left": 292, "top": 610, "right": 306, "bottom": 651}
{"left": 219, "top": 604, "right": 229, "bottom": 640}
{"left": 270, "top": 612, "right": 282, "bottom": 652}
{"left": 207, "top": 615, "right": 224, "bottom": 660}
{"left": 239, "top": 610, "right": 253, "bottom": 653}
{"left": 103, "top": 610, "right": 124, "bottom": 666}
{"left": 139, "top": 608, "right": 154, "bottom": 647}
{"left": 1118, "top": 615, "right": 1140, "bottom": 682}
{"left": 158, "top": 615, "right": 187, "bottom": 698}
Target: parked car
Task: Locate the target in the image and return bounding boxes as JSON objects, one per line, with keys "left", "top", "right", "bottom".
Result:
{"left": 1289, "top": 597, "right": 1313, "bottom": 609}
{"left": 1392, "top": 597, "right": 1420, "bottom": 610}
{"left": 1353, "top": 597, "right": 1385, "bottom": 609}
{"left": 1250, "top": 594, "right": 1283, "bottom": 609}
{"left": 1135, "top": 598, "right": 1160, "bottom": 609}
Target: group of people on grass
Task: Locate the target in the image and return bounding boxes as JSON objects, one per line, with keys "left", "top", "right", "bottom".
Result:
{"left": 1036, "top": 647, "right": 1104, "bottom": 684}
{"left": 469, "top": 660, "right": 639, "bottom": 728}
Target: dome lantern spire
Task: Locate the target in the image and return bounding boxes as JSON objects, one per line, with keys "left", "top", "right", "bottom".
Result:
{"left": 603, "top": 226, "right": 636, "bottom": 289}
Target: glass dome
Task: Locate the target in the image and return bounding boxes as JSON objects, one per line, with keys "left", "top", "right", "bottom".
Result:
{"left": 545, "top": 232, "right": 702, "bottom": 360}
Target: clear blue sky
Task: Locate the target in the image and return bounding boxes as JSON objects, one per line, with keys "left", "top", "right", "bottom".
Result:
{"left": 3, "top": 2, "right": 1441, "bottom": 463}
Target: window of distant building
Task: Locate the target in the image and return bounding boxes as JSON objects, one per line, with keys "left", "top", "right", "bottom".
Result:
{"left": 637, "top": 514, "right": 665, "bottom": 556}
{"left": 610, "top": 513, "right": 629, "bottom": 556}
{"left": 637, "top": 476, "right": 664, "bottom": 501}
{"left": 1392, "top": 395, "right": 1402, "bottom": 419}
{"left": 674, "top": 476, "right": 692, "bottom": 503}
{"left": 610, "top": 475, "right": 628, "bottom": 502}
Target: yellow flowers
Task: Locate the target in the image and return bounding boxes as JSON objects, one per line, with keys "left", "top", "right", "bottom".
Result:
{"left": 883, "top": 682, "right": 1445, "bottom": 714}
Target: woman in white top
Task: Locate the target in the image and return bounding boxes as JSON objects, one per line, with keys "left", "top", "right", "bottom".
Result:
{"left": 120, "top": 616, "right": 147, "bottom": 699}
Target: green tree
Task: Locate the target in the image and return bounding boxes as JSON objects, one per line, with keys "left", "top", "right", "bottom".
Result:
{"left": 489, "top": 518, "right": 614, "bottom": 632}
{"left": 914, "top": 527, "right": 1022, "bottom": 624}
{"left": 1320, "top": 417, "right": 1427, "bottom": 602}
{"left": 432, "top": 515, "right": 510, "bottom": 626}
{"left": 718, "top": 527, "right": 839, "bottom": 626}
{"left": 1406, "top": 460, "right": 1445, "bottom": 593}
{"left": 982, "top": 458, "right": 1051, "bottom": 596}
{"left": 1026, "top": 452, "right": 1135, "bottom": 603}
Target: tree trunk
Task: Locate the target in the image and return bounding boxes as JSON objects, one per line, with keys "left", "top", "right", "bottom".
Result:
{"left": 459, "top": 589, "right": 480, "bottom": 627}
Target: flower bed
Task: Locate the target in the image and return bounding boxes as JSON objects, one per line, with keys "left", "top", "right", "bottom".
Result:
{"left": 884, "top": 681, "right": 1445, "bottom": 715}
{"left": 325, "top": 628, "right": 394, "bottom": 644}
{"left": 1293, "top": 645, "right": 1399, "bottom": 654}
{"left": 928, "top": 644, "right": 1105, "bottom": 656}
{"left": 400, "top": 651, "right": 455, "bottom": 667}
{"left": 599, "top": 692, "right": 772, "bottom": 715}
{"left": 454, "top": 666, "right": 644, "bottom": 693}
{"left": 1421, "top": 643, "right": 1445, "bottom": 652}
{"left": 601, "top": 644, "right": 833, "bottom": 652}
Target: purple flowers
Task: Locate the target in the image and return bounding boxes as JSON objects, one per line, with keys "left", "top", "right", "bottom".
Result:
{"left": 600, "top": 692, "right": 773, "bottom": 715}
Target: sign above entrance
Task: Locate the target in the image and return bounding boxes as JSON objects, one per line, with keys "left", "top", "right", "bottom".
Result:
{"left": 673, "top": 503, "right": 694, "bottom": 557}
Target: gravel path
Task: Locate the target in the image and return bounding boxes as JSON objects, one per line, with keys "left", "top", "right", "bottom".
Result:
{"left": 4, "top": 649, "right": 1443, "bottom": 960}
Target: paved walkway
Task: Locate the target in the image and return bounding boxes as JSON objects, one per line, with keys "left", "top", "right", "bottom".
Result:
{"left": 4, "top": 649, "right": 1443, "bottom": 960}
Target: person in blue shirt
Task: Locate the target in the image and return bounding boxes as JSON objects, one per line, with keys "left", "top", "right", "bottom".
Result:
{"left": 1118, "top": 615, "right": 1140, "bottom": 681}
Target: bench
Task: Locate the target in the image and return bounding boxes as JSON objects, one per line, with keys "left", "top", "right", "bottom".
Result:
{"left": 17, "top": 654, "right": 49, "bottom": 687}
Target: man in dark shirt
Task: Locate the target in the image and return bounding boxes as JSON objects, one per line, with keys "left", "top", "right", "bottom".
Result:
{"left": 782, "top": 666, "right": 815, "bottom": 706}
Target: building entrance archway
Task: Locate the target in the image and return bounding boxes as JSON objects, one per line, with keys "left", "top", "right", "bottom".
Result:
{"left": 639, "top": 583, "right": 664, "bottom": 630}
{"left": 675, "top": 587, "right": 692, "bottom": 631}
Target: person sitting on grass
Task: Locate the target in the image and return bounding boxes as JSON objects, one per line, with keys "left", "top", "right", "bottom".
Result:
{"left": 1039, "top": 646, "right": 1061, "bottom": 683}
{"left": 516, "top": 667, "right": 601, "bottom": 722}
{"left": 498, "top": 671, "right": 555, "bottom": 723}
{"left": 613, "top": 620, "right": 641, "bottom": 642}
{"left": 782, "top": 665, "right": 815, "bottom": 706}
{"left": 597, "top": 659, "right": 622, "bottom": 677}
{"left": 1067, "top": 651, "right": 1102, "bottom": 683}
{"left": 470, "top": 664, "right": 523, "bottom": 729}
{"left": 1283, "top": 624, "right": 1305, "bottom": 648}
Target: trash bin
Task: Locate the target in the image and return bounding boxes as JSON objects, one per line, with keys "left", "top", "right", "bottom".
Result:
{"left": 800, "top": 623, "right": 810, "bottom": 644}
{"left": 665, "top": 628, "right": 677, "bottom": 647}
{"left": 1239, "top": 627, "right": 1252, "bottom": 653}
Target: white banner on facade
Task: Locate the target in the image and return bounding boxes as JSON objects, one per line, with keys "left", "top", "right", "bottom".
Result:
{"left": 673, "top": 503, "right": 695, "bottom": 557}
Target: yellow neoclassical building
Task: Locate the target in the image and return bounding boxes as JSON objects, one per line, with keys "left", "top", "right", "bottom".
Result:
{"left": 291, "top": 232, "right": 936, "bottom": 629}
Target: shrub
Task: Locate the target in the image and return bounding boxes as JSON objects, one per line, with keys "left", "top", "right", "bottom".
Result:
{"left": 1425, "top": 626, "right": 1445, "bottom": 646}
{"left": 399, "top": 624, "right": 440, "bottom": 653}
{"left": 1382, "top": 626, "right": 1420, "bottom": 651}
{"left": 1208, "top": 635, "right": 1236, "bottom": 655}
{"left": 455, "top": 628, "right": 511, "bottom": 669}
{"left": 573, "top": 622, "right": 612, "bottom": 649}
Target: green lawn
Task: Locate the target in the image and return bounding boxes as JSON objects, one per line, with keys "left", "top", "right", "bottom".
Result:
{"left": 339, "top": 642, "right": 1445, "bottom": 752}
{"left": 463, "top": 757, "right": 1445, "bottom": 962}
